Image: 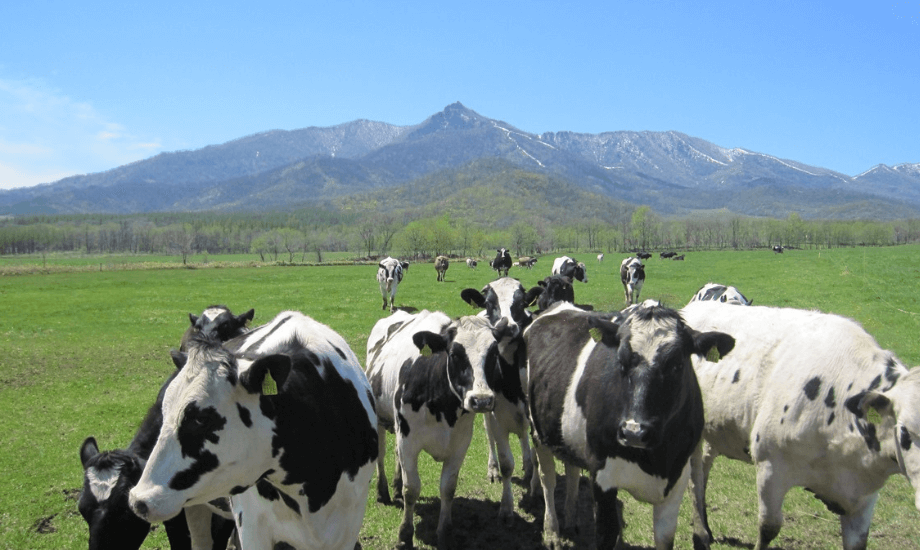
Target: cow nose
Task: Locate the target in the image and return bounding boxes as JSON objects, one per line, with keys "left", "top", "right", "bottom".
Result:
{"left": 131, "top": 498, "right": 149, "bottom": 519}
{"left": 617, "top": 419, "right": 649, "bottom": 448}
{"left": 468, "top": 394, "right": 494, "bottom": 412}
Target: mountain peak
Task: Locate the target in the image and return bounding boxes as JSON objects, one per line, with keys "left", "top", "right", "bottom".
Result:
{"left": 408, "top": 103, "right": 490, "bottom": 139}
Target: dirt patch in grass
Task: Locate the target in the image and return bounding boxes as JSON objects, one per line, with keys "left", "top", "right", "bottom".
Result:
{"left": 32, "top": 515, "right": 56, "bottom": 534}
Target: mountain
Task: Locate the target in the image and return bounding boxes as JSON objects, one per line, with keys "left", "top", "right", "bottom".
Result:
{"left": 1, "top": 102, "right": 917, "bottom": 219}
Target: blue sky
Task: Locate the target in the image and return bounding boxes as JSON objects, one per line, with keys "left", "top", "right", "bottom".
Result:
{"left": 1, "top": 0, "right": 917, "bottom": 190}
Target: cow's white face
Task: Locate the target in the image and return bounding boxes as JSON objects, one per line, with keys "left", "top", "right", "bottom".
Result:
{"left": 129, "top": 343, "right": 276, "bottom": 523}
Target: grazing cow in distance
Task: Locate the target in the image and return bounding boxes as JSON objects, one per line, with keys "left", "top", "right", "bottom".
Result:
{"left": 660, "top": 251, "right": 677, "bottom": 259}
{"left": 366, "top": 311, "right": 515, "bottom": 548}
{"left": 128, "top": 311, "right": 378, "bottom": 550}
{"left": 490, "top": 248, "right": 512, "bottom": 278}
{"left": 681, "top": 301, "right": 920, "bottom": 550}
{"left": 435, "top": 255, "right": 449, "bottom": 282}
{"left": 773, "top": 245, "right": 784, "bottom": 253}
{"left": 619, "top": 256, "right": 646, "bottom": 304}
{"left": 517, "top": 256, "right": 538, "bottom": 269}
{"left": 180, "top": 305, "right": 254, "bottom": 352}
{"left": 525, "top": 301, "right": 735, "bottom": 549}
{"left": 466, "top": 258, "right": 478, "bottom": 269}
{"left": 377, "top": 256, "right": 410, "bottom": 312}
{"left": 673, "top": 254, "right": 685, "bottom": 261}
{"left": 637, "top": 251, "right": 652, "bottom": 260}
{"left": 689, "top": 283, "right": 752, "bottom": 306}
{"left": 597, "top": 253, "right": 604, "bottom": 262}
{"left": 552, "top": 256, "right": 588, "bottom": 283}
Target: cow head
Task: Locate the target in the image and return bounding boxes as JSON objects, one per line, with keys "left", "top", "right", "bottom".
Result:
{"left": 182, "top": 306, "right": 254, "bottom": 351}
{"left": 689, "top": 283, "right": 751, "bottom": 306}
{"left": 411, "top": 316, "right": 513, "bottom": 413}
{"left": 590, "top": 301, "right": 734, "bottom": 449}
{"left": 460, "top": 278, "right": 542, "bottom": 335}
{"left": 128, "top": 336, "right": 285, "bottom": 523}
{"left": 79, "top": 438, "right": 150, "bottom": 550}
{"left": 536, "top": 275, "right": 574, "bottom": 311}
{"left": 852, "top": 367, "right": 920, "bottom": 510}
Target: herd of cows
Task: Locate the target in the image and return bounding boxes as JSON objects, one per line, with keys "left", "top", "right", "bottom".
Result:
{"left": 76, "top": 250, "right": 920, "bottom": 550}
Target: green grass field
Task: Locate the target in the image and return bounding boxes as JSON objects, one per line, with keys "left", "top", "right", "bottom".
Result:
{"left": 2, "top": 246, "right": 920, "bottom": 549}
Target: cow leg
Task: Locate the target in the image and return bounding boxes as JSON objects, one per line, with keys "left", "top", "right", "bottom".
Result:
{"left": 690, "top": 442, "right": 716, "bottom": 550}
{"left": 375, "top": 424, "right": 391, "bottom": 504}
{"left": 592, "top": 479, "right": 623, "bottom": 550}
{"left": 397, "top": 450, "right": 422, "bottom": 550}
{"left": 393, "top": 445, "right": 404, "bottom": 500}
{"left": 562, "top": 462, "right": 581, "bottom": 535}
{"left": 483, "top": 415, "right": 501, "bottom": 483}
{"left": 840, "top": 492, "right": 878, "bottom": 550}
{"left": 519, "top": 432, "right": 534, "bottom": 485}
{"left": 651, "top": 462, "right": 691, "bottom": 550}
{"left": 754, "top": 460, "right": 792, "bottom": 550}
{"left": 534, "top": 444, "right": 563, "bottom": 549}
{"left": 437, "top": 450, "right": 467, "bottom": 549}
{"left": 485, "top": 413, "right": 516, "bottom": 522}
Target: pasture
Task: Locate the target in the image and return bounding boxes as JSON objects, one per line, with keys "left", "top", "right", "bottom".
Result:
{"left": 2, "top": 246, "right": 920, "bottom": 549}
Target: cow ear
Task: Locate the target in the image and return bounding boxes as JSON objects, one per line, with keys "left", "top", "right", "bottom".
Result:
{"left": 238, "top": 308, "right": 255, "bottom": 325}
{"left": 188, "top": 313, "right": 199, "bottom": 327}
{"left": 851, "top": 391, "right": 894, "bottom": 425}
{"left": 378, "top": 261, "right": 386, "bottom": 269}
{"left": 241, "top": 354, "right": 292, "bottom": 395}
{"left": 460, "top": 288, "right": 487, "bottom": 308}
{"left": 587, "top": 316, "right": 620, "bottom": 346}
{"left": 80, "top": 436, "right": 100, "bottom": 468}
{"left": 412, "top": 331, "right": 450, "bottom": 355}
{"left": 171, "top": 350, "right": 188, "bottom": 370}
{"left": 524, "top": 286, "right": 544, "bottom": 307}
{"left": 692, "top": 330, "right": 735, "bottom": 362}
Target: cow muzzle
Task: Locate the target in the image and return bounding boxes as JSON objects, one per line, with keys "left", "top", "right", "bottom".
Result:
{"left": 617, "top": 419, "right": 651, "bottom": 449}
{"left": 465, "top": 393, "right": 495, "bottom": 413}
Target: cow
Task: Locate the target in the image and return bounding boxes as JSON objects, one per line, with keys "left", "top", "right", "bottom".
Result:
{"left": 466, "top": 258, "right": 478, "bottom": 269}
{"left": 551, "top": 256, "right": 588, "bottom": 283}
{"left": 773, "top": 245, "right": 784, "bottom": 254}
{"left": 128, "top": 311, "right": 378, "bottom": 550}
{"left": 535, "top": 275, "right": 575, "bottom": 312}
{"left": 681, "top": 301, "right": 920, "bottom": 550}
{"left": 619, "top": 256, "right": 646, "bottom": 304}
{"left": 637, "top": 252, "right": 652, "bottom": 260}
{"left": 180, "top": 305, "right": 254, "bottom": 352}
{"left": 460, "top": 278, "right": 545, "bottom": 503}
{"left": 366, "top": 311, "right": 515, "bottom": 548}
{"left": 517, "top": 256, "right": 538, "bottom": 269}
{"left": 525, "top": 301, "right": 735, "bottom": 549}
{"left": 597, "top": 253, "right": 605, "bottom": 263}
{"left": 79, "top": 305, "right": 251, "bottom": 550}
{"left": 660, "top": 252, "right": 677, "bottom": 259}
{"left": 435, "top": 255, "right": 449, "bottom": 282}
{"left": 673, "top": 254, "right": 685, "bottom": 261}
{"left": 490, "top": 248, "right": 512, "bottom": 278}
{"left": 378, "top": 256, "right": 410, "bottom": 312}
{"left": 689, "top": 283, "right": 752, "bottom": 306}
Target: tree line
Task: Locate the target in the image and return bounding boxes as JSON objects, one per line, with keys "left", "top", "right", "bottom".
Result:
{"left": 3, "top": 208, "right": 920, "bottom": 261}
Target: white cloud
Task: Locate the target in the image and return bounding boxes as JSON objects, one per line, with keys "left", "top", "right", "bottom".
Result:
{"left": 0, "top": 78, "right": 162, "bottom": 190}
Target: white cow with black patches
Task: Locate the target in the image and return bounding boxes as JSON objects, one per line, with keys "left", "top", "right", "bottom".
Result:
{"left": 525, "top": 301, "right": 734, "bottom": 550}
{"left": 366, "top": 310, "right": 513, "bottom": 549}
{"left": 688, "top": 283, "right": 751, "bottom": 306}
{"left": 619, "top": 256, "right": 645, "bottom": 304}
{"left": 129, "top": 311, "right": 378, "bottom": 550}
{"left": 377, "top": 257, "right": 410, "bottom": 312}
{"left": 682, "top": 301, "right": 920, "bottom": 550}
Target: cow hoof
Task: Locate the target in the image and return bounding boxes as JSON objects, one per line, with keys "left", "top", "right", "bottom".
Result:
{"left": 498, "top": 509, "right": 513, "bottom": 526}
{"left": 397, "top": 523, "right": 414, "bottom": 550}
{"left": 542, "top": 532, "right": 565, "bottom": 550}
{"left": 487, "top": 464, "right": 501, "bottom": 483}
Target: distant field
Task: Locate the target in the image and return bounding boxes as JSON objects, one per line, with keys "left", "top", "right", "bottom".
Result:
{"left": 2, "top": 246, "right": 920, "bottom": 549}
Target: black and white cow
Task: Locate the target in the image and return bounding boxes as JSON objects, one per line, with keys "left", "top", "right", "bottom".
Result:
{"left": 79, "top": 369, "right": 235, "bottom": 550}
{"left": 682, "top": 301, "right": 920, "bottom": 550}
{"left": 525, "top": 301, "right": 735, "bottom": 549}
{"left": 378, "top": 257, "right": 410, "bottom": 312}
{"left": 552, "top": 256, "right": 588, "bottom": 283}
{"left": 466, "top": 258, "right": 477, "bottom": 269}
{"left": 128, "top": 311, "right": 378, "bottom": 550}
{"left": 461, "top": 278, "right": 544, "bottom": 490}
{"left": 772, "top": 245, "right": 784, "bottom": 253}
{"left": 435, "top": 255, "right": 449, "bottom": 282}
{"left": 597, "top": 253, "right": 605, "bottom": 263}
{"left": 366, "top": 310, "right": 514, "bottom": 548}
{"left": 689, "top": 283, "right": 752, "bottom": 306}
{"left": 619, "top": 256, "right": 646, "bottom": 304}
{"left": 490, "top": 247, "right": 512, "bottom": 278}
{"left": 180, "top": 305, "right": 254, "bottom": 352}
{"left": 517, "top": 256, "right": 538, "bottom": 269}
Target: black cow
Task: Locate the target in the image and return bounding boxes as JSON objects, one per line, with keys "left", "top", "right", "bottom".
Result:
{"left": 637, "top": 252, "right": 652, "bottom": 260}
{"left": 490, "top": 248, "right": 513, "bottom": 278}
{"left": 660, "top": 251, "right": 677, "bottom": 259}
{"left": 673, "top": 254, "right": 685, "bottom": 261}
{"left": 524, "top": 301, "right": 735, "bottom": 549}
{"left": 180, "top": 305, "right": 254, "bottom": 352}
{"left": 536, "top": 275, "right": 575, "bottom": 312}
